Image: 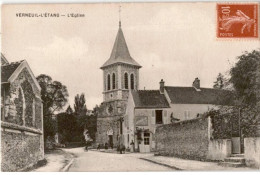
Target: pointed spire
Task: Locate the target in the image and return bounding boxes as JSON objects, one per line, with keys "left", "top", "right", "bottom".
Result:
{"left": 100, "top": 9, "right": 141, "bottom": 69}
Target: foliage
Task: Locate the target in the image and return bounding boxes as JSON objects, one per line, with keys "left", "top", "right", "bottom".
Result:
{"left": 205, "top": 106, "right": 258, "bottom": 139}
{"left": 210, "top": 50, "right": 260, "bottom": 138}
{"left": 56, "top": 108, "right": 77, "bottom": 143}
{"left": 74, "top": 93, "right": 87, "bottom": 116}
{"left": 36, "top": 74, "right": 69, "bottom": 141}
{"left": 37, "top": 74, "right": 69, "bottom": 117}
{"left": 230, "top": 49, "right": 260, "bottom": 107}
{"left": 213, "top": 73, "right": 225, "bottom": 89}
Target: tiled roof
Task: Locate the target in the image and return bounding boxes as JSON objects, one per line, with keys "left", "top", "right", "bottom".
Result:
{"left": 165, "top": 86, "right": 234, "bottom": 105}
{"left": 1, "top": 61, "right": 23, "bottom": 83}
{"left": 101, "top": 26, "right": 141, "bottom": 69}
{"left": 132, "top": 90, "right": 170, "bottom": 108}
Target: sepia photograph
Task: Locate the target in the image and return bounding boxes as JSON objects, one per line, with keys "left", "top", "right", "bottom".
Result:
{"left": 1, "top": 1, "right": 260, "bottom": 172}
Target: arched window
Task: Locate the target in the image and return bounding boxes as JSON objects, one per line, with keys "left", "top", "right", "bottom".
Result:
{"left": 130, "top": 74, "right": 134, "bottom": 90}
{"left": 124, "top": 73, "right": 128, "bottom": 89}
{"left": 107, "top": 74, "right": 111, "bottom": 90}
{"left": 112, "top": 73, "right": 116, "bottom": 89}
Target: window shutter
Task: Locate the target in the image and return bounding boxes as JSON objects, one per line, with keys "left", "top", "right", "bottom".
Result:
{"left": 163, "top": 110, "right": 167, "bottom": 124}
{"left": 151, "top": 110, "right": 155, "bottom": 124}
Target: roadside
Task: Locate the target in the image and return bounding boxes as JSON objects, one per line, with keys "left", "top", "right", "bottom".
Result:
{"left": 32, "top": 149, "right": 75, "bottom": 172}
{"left": 31, "top": 147, "right": 257, "bottom": 171}
{"left": 140, "top": 155, "right": 257, "bottom": 171}
{"left": 91, "top": 149, "right": 257, "bottom": 171}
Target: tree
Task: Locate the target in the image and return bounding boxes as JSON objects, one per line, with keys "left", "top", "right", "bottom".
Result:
{"left": 36, "top": 74, "right": 69, "bottom": 142}
{"left": 66, "top": 105, "right": 73, "bottom": 114}
{"left": 213, "top": 73, "right": 225, "bottom": 89}
{"left": 230, "top": 49, "right": 260, "bottom": 107}
{"left": 56, "top": 109, "right": 77, "bottom": 143}
{"left": 209, "top": 49, "right": 260, "bottom": 138}
{"left": 37, "top": 74, "right": 69, "bottom": 116}
{"left": 74, "top": 93, "right": 87, "bottom": 116}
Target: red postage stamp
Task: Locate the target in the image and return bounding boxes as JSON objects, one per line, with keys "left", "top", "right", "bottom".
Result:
{"left": 217, "top": 3, "right": 258, "bottom": 38}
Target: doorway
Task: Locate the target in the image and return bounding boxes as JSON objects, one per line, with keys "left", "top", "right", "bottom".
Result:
{"left": 139, "top": 132, "right": 151, "bottom": 153}
{"left": 108, "top": 135, "right": 113, "bottom": 148}
{"left": 231, "top": 115, "right": 243, "bottom": 154}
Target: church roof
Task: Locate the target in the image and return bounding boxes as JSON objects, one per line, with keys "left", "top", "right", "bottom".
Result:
{"left": 131, "top": 90, "right": 170, "bottom": 108}
{"left": 165, "top": 86, "right": 234, "bottom": 105}
{"left": 1, "top": 60, "right": 24, "bottom": 83}
{"left": 101, "top": 25, "right": 141, "bottom": 69}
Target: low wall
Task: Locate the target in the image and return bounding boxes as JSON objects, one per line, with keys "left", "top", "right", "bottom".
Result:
{"left": 244, "top": 137, "right": 260, "bottom": 169}
{"left": 155, "top": 117, "right": 209, "bottom": 160}
{"left": 1, "top": 122, "right": 44, "bottom": 172}
{"left": 207, "top": 139, "right": 232, "bottom": 160}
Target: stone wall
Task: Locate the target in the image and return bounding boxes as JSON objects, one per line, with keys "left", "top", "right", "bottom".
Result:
{"left": 207, "top": 139, "right": 232, "bottom": 160}
{"left": 1, "top": 126, "right": 44, "bottom": 171}
{"left": 244, "top": 137, "right": 260, "bottom": 168}
{"left": 1, "top": 67, "right": 44, "bottom": 171}
{"left": 155, "top": 117, "right": 209, "bottom": 160}
{"left": 96, "top": 117, "right": 120, "bottom": 147}
{"left": 96, "top": 100, "right": 127, "bottom": 147}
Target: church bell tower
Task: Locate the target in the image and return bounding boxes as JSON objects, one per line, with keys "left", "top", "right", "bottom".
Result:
{"left": 96, "top": 17, "right": 142, "bottom": 147}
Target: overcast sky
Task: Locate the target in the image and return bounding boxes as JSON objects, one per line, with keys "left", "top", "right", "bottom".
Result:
{"left": 1, "top": 3, "right": 259, "bottom": 109}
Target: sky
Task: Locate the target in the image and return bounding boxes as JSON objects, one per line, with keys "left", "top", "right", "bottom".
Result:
{"left": 1, "top": 3, "right": 259, "bottom": 110}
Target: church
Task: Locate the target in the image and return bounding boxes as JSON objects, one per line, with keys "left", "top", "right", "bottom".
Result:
{"left": 95, "top": 21, "right": 142, "bottom": 148}
{"left": 96, "top": 20, "right": 233, "bottom": 152}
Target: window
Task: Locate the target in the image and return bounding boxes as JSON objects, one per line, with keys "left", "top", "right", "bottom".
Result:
{"left": 107, "top": 74, "right": 111, "bottom": 90}
{"left": 144, "top": 132, "right": 150, "bottom": 145}
{"left": 130, "top": 74, "right": 134, "bottom": 89}
{"left": 112, "top": 73, "right": 116, "bottom": 89}
{"left": 124, "top": 73, "right": 128, "bottom": 89}
{"left": 156, "top": 110, "right": 163, "bottom": 124}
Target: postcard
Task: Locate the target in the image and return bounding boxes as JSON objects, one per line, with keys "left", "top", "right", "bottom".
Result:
{"left": 1, "top": 2, "right": 260, "bottom": 172}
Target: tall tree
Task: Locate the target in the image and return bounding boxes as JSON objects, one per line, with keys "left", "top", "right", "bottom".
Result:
{"left": 36, "top": 74, "right": 69, "bottom": 142}
{"left": 74, "top": 93, "right": 87, "bottom": 116}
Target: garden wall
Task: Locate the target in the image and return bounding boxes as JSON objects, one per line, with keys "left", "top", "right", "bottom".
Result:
{"left": 155, "top": 117, "right": 209, "bottom": 160}
{"left": 207, "top": 139, "right": 232, "bottom": 160}
{"left": 244, "top": 137, "right": 260, "bottom": 169}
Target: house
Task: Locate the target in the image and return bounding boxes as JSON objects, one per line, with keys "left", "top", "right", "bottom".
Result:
{"left": 1, "top": 53, "right": 44, "bottom": 171}
{"left": 124, "top": 78, "right": 233, "bottom": 153}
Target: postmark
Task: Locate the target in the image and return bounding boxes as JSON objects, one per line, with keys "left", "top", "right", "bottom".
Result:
{"left": 217, "top": 3, "right": 258, "bottom": 38}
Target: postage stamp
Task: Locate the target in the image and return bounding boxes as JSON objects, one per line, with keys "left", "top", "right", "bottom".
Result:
{"left": 217, "top": 3, "right": 259, "bottom": 38}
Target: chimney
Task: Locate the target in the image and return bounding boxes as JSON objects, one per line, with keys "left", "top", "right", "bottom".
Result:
{"left": 160, "top": 79, "right": 165, "bottom": 94}
{"left": 192, "top": 77, "right": 200, "bottom": 90}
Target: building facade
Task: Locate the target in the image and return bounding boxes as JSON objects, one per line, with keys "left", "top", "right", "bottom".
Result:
{"left": 124, "top": 78, "right": 233, "bottom": 153}
{"left": 95, "top": 22, "right": 142, "bottom": 148}
{"left": 1, "top": 54, "right": 44, "bottom": 171}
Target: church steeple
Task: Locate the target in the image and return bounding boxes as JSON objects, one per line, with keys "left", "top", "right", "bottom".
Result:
{"left": 100, "top": 8, "right": 141, "bottom": 69}
{"left": 101, "top": 10, "right": 141, "bottom": 102}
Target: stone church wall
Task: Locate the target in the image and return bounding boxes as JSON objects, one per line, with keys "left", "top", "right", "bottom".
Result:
{"left": 96, "top": 99, "right": 127, "bottom": 147}
{"left": 96, "top": 117, "right": 120, "bottom": 147}
{"left": 1, "top": 68, "right": 44, "bottom": 172}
